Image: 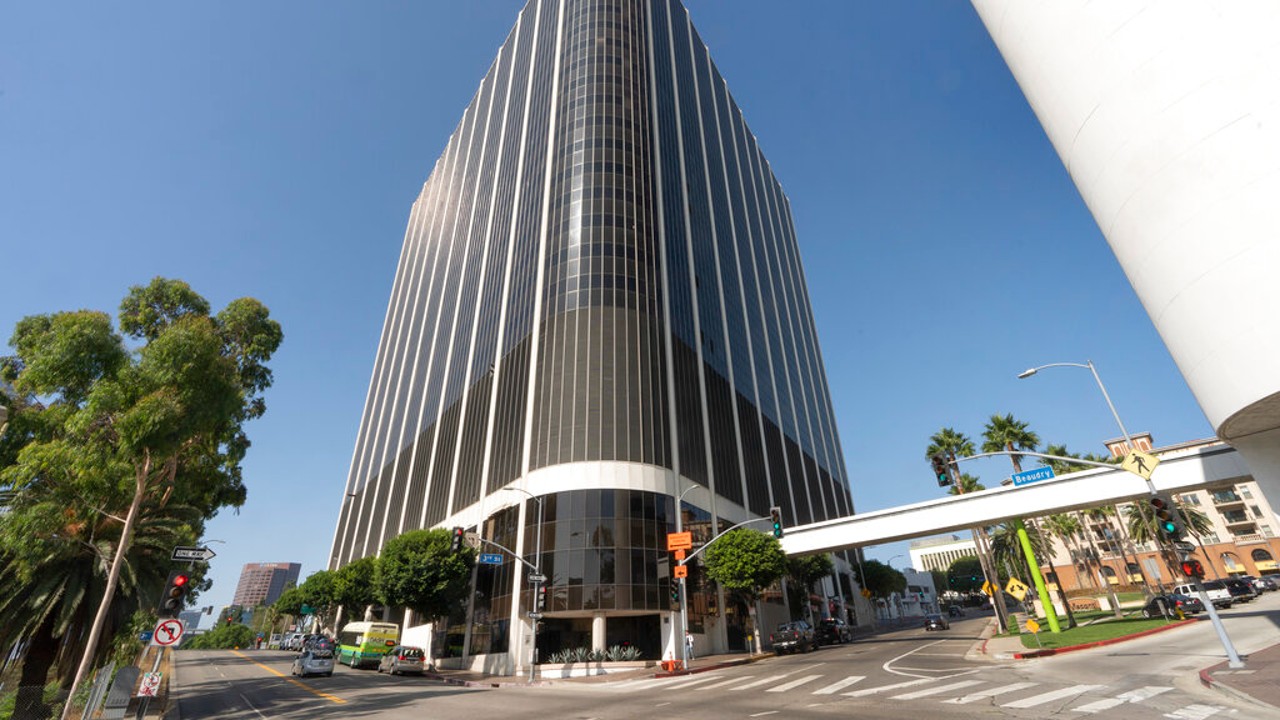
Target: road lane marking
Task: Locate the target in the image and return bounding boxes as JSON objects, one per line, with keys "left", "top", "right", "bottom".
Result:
{"left": 812, "top": 676, "right": 863, "bottom": 694}
{"left": 944, "top": 681, "right": 1038, "bottom": 704}
{"left": 733, "top": 665, "right": 820, "bottom": 690}
{"left": 1073, "top": 686, "right": 1172, "bottom": 713}
{"left": 748, "top": 712, "right": 778, "bottom": 717}
{"left": 890, "top": 679, "right": 983, "bottom": 700}
{"left": 231, "top": 651, "right": 346, "bottom": 704}
{"left": 883, "top": 640, "right": 946, "bottom": 677}
{"left": 843, "top": 677, "right": 933, "bottom": 697}
{"left": 1164, "top": 705, "right": 1225, "bottom": 719}
{"left": 767, "top": 674, "right": 823, "bottom": 692}
{"left": 700, "top": 676, "right": 755, "bottom": 690}
{"left": 239, "top": 693, "right": 269, "bottom": 719}
{"left": 1001, "top": 684, "right": 1104, "bottom": 708}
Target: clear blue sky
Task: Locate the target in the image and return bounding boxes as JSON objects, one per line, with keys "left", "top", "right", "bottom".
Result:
{"left": 1, "top": 1, "right": 1213, "bottom": 614}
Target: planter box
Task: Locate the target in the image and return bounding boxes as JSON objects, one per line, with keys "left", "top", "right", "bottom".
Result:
{"left": 537, "top": 660, "right": 657, "bottom": 679}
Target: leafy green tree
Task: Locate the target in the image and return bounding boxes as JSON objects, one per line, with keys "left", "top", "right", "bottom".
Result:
{"left": 785, "top": 554, "right": 834, "bottom": 621}
{"left": 854, "top": 559, "right": 906, "bottom": 599}
{"left": 0, "top": 278, "right": 281, "bottom": 718}
{"left": 375, "top": 529, "right": 475, "bottom": 626}
{"left": 981, "top": 413, "right": 1039, "bottom": 474}
{"left": 703, "top": 529, "right": 786, "bottom": 652}
{"left": 333, "top": 556, "right": 380, "bottom": 624}
{"left": 946, "top": 556, "right": 985, "bottom": 593}
{"left": 182, "top": 623, "right": 256, "bottom": 650}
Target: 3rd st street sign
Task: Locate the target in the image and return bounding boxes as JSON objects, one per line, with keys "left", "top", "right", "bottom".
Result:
{"left": 171, "top": 546, "right": 217, "bottom": 562}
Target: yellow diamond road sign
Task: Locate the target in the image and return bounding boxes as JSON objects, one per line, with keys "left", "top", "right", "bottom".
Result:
{"left": 981, "top": 581, "right": 995, "bottom": 596}
{"left": 1025, "top": 618, "right": 1040, "bottom": 634}
{"left": 1121, "top": 450, "right": 1160, "bottom": 480}
{"left": 1005, "top": 578, "right": 1029, "bottom": 602}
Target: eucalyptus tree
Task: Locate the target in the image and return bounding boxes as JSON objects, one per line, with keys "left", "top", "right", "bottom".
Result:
{"left": 0, "top": 278, "right": 281, "bottom": 719}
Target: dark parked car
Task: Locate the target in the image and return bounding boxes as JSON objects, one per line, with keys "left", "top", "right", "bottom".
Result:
{"left": 923, "top": 613, "right": 950, "bottom": 631}
{"left": 1141, "top": 593, "right": 1204, "bottom": 618}
{"left": 947, "top": 605, "right": 964, "bottom": 618}
{"left": 377, "top": 645, "right": 426, "bottom": 675}
{"left": 816, "top": 618, "right": 853, "bottom": 645}
{"left": 770, "top": 620, "right": 818, "bottom": 655}
{"left": 1224, "top": 578, "right": 1258, "bottom": 603}
{"left": 1242, "top": 575, "right": 1277, "bottom": 593}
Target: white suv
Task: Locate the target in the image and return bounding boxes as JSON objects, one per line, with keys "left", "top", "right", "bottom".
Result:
{"left": 1174, "top": 582, "right": 1232, "bottom": 609}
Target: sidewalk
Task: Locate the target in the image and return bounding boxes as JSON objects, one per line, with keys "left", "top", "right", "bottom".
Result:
{"left": 1200, "top": 641, "right": 1280, "bottom": 712}
{"left": 971, "top": 616, "right": 1280, "bottom": 712}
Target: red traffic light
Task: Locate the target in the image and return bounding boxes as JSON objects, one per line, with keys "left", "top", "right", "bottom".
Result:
{"left": 1181, "top": 560, "right": 1206, "bottom": 578}
{"left": 172, "top": 574, "right": 189, "bottom": 587}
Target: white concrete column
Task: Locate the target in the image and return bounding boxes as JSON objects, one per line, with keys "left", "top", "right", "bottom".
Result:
{"left": 591, "top": 612, "right": 606, "bottom": 652}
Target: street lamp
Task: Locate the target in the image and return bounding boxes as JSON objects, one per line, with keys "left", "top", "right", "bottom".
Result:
{"left": 502, "top": 487, "right": 545, "bottom": 680}
{"left": 673, "top": 483, "right": 700, "bottom": 667}
{"left": 1017, "top": 361, "right": 1135, "bottom": 452}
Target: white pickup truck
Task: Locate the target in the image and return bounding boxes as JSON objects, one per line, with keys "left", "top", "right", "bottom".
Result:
{"left": 1174, "top": 581, "right": 1232, "bottom": 609}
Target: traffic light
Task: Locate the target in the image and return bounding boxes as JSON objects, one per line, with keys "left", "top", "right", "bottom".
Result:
{"left": 769, "top": 506, "right": 784, "bottom": 538}
{"left": 1149, "top": 494, "right": 1186, "bottom": 542}
{"left": 1181, "top": 559, "right": 1206, "bottom": 579}
{"left": 534, "top": 584, "right": 547, "bottom": 613}
{"left": 450, "top": 526, "right": 465, "bottom": 553}
{"left": 670, "top": 583, "right": 681, "bottom": 603}
{"left": 158, "top": 570, "right": 190, "bottom": 618}
{"left": 931, "top": 454, "right": 951, "bottom": 487}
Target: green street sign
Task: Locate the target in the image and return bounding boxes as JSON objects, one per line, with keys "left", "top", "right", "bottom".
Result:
{"left": 300, "top": 604, "right": 314, "bottom": 615}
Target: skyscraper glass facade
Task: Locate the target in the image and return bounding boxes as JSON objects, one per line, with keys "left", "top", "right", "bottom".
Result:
{"left": 330, "top": 0, "right": 853, "bottom": 669}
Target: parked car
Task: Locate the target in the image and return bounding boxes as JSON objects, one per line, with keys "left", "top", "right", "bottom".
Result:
{"left": 815, "top": 618, "right": 853, "bottom": 645}
{"left": 1173, "top": 582, "right": 1232, "bottom": 609}
{"left": 1140, "top": 593, "right": 1203, "bottom": 618}
{"left": 770, "top": 620, "right": 818, "bottom": 655}
{"left": 923, "top": 613, "right": 950, "bottom": 631}
{"left": 1241, "top": 575, "right": 1276, "bottom": 593}
{"left": 291, "top": 647, "right": 334, "bottom": 677}
{"left": 1224, "top": 578, "right": 1258, "bottom": 603}
{"left": 377, "top": 645, "right": 427, "bottom": 675}
{"left": 946, "top": 605, "right": 964, "bottom": 618}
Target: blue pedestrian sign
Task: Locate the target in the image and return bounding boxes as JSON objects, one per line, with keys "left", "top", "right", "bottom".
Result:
{"left": 479, "top": 553, "right": 504, "bottom": 565}
{"left": 1011, "top": 466, "right": 1055, "bottom": 486}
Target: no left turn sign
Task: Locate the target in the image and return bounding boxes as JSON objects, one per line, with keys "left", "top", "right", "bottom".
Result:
{"left": 151, "top": 618, "right": 185, "bottom": 647}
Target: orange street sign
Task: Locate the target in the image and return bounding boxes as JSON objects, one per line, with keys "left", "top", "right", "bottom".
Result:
{"left": 673, "top": 564, "right": 688, "bottom": 578}
{"left": 674, "top": 549, "right": 686, "bottom": 561}
{"left": 666, "top": 532, "right": 693, "bottom": 551}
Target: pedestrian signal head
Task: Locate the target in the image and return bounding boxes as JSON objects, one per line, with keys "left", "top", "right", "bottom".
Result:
{"left": 768, "top": 507, "right": 784, "bottom": 538}
{"left": 1180, "top": 559, "right": 1205, "bottom": 579}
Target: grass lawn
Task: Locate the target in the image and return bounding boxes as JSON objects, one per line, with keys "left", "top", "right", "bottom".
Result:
{"left": 1019, "top": 615, "right": 1187, "bottom": 649}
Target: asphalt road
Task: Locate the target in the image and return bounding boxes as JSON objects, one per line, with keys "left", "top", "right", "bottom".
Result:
{"left": 172, "top": 597, "right": 1279, "bottom": 720}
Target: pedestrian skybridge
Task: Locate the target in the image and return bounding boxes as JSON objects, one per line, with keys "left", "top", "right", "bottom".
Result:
{"left": 779, "top": 443, "right": 1251, "bottom": 555}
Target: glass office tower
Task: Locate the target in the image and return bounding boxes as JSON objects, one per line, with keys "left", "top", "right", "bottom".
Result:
{"left": 330, "top": 0, "right": 854, "bottom": 673}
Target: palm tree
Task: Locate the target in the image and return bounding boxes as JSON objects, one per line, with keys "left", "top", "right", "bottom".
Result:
{"left": 1031, "top": 515, "right": 1078, "bottom": 628}
{"left": 981, "top": 413, "right": 1040, "bottom": 473}
{"left": 924, "top": 427, "right": 1008, "bottom": 632}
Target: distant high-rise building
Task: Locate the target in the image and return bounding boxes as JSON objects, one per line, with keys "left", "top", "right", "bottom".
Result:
{"left": 232, "top": 562, "right": 301, "bottom": 608}
{"left": 331, "top": 0, "right": 855, "bottom": 673}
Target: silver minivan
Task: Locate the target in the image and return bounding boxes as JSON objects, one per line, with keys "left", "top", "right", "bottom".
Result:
{"left": 291, "top": 647, "right": 335, "bottom": 677}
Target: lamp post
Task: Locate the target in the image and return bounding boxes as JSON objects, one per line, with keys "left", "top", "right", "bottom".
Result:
{"left": 503, "top": 487, "right": 544, "bottom": 680}
{"left": 674, "top": 483, "right": 699, "bottom": 667}
{"left": 1018, "top": 359, "right": 1244, "bottom": 667}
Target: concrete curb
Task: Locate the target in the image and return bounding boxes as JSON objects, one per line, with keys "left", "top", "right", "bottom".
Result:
{"left": 1012, "top": 618, "right": 1195, "bottom": 659}
{"left": 652, "top": 653, "right": 775, "bottom": 678}
{"left": 1198, "top": 667, "right": 1278, "bottom": 711}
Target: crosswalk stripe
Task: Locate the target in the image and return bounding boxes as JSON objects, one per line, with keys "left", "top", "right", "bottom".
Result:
{"left": 700, "top": 676, "right": 754, "bottom": 690}
{"left": 1073, "top": 686, "right": 1172, "bottom": 713}
{"left": 1164, "top": 705, "right": 1225, "bottom": 719}
{"left": 767, "top": 675, "right": 824, "bottom": 693}
{"left": 890, "top": 680, "right": 984, "bottom": 700}
{"left": 1001, "top": 685, "right": 1105, "bottom": 709}
{"left": 616, "top": 675, "right": 715, "bottom": 692}
{"left": 842, "top": 677, "right": 934, "bottom": 697}
{"left": 944, "top": 681, "right": 1038, "bottom": 704}
{"left": 811, "top": 676, "right": 864, "bottom": 695}
{"left": 736, "top": 675, "right": 790, "bottom": 690}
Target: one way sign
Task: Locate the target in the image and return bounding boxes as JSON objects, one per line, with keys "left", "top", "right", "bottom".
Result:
{"left": 171, "top": 546, "right": 217, "bottom": 562}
